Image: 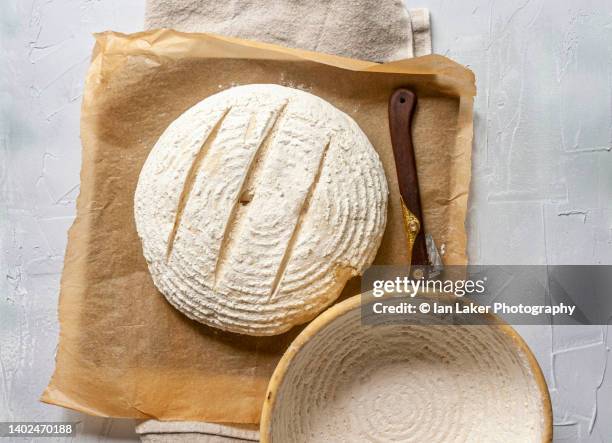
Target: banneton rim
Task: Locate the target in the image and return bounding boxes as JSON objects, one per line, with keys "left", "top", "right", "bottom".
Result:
{"left": 134, "top": 84, "right": 388, "bottom": 336}
{"left": 261, "top": 291, "right": 553, "bottom": 443}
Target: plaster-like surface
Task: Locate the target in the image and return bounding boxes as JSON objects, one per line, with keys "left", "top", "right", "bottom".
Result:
{"left": 1, "top": 1, "right": 610, "bottom": 441}
{"left": 426, "top": 1, "right": 612, "bottom": 440}
{"left": 1, "top": 1, "right": 145, "bottom": 441}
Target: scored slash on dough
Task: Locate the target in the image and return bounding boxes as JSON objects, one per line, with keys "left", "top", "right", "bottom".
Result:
{"left": 213, "top": 102, "right": 289, "bottom": 288}
{"left": 268, "top": 137, "right": 332, "bottom": 302}
{"left": 165, "top": 107, "right": 232, "bottom": 260}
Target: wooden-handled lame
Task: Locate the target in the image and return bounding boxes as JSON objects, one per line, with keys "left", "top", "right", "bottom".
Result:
{"left": 389, "top": 88, "right": 443, "bottom": 278}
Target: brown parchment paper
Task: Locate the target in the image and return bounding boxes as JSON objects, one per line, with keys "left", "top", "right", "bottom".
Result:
{"left": 41, "top": 29, "right": 475, "bottom": 423}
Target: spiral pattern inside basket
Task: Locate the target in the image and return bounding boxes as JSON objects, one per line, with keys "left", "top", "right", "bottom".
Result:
{"left": 267, "top": 300, "right": 549, "bottom": 442}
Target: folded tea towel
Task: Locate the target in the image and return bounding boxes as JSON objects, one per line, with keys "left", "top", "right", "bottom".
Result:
{"left": 137, "top": 1, "right": 431, "bottom": 442}
{"left": 136, "top": 421, "right": 259, "bottom": 443}
{"left": 145, "top": 0, "right": 431, "bottom": 62}
{"left": 408, "top": 7, "right": 432, "bottom": 57}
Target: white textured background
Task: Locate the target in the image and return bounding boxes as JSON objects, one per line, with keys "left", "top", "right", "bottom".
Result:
{"left": 1, "top": 1, "right": 610, "bottom": 441}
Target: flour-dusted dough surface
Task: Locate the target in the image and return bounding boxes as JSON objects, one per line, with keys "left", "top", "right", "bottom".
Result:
{"left": 134, "top": 84, "right": 388, "bottom": 335}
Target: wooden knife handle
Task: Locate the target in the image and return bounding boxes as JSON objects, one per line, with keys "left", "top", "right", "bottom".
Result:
{"left": 388, "top": 88, "right": 429, "bottom": 266}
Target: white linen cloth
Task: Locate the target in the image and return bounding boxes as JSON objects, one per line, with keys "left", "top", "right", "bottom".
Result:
{"left": 145, "top": 0, "right": 431, "bottom": 61}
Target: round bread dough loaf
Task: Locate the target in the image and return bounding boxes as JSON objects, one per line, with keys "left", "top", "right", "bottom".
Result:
{"left": 134, "top": 84, "right": 388, "bottom": 335}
